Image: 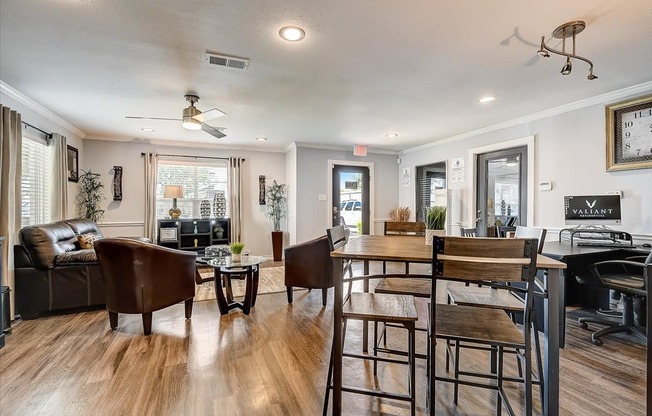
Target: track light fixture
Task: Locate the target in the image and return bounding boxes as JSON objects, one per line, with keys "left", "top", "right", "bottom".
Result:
{"left": 537, "top": 20, "right": 597, "bottom": 80}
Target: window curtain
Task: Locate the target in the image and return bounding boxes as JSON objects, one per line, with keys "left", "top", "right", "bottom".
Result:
{"left": 50, "top": 133, "right": 68, "bottom": 221}
{"left": 0, "top": 105, "right": 23, "bottom": 319}
{"left": 143, "top": 152, "right": 158, "bottom": 241}
{"left": 228, "top": 157, "right": 243, "bottom": 242}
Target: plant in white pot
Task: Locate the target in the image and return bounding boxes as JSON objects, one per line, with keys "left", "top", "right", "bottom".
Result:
{"left": 424, "top": 206, "right": 446, "bottom": 245}
{"left": 265, "top": 180, "right": 286, "bottom": 261}
{"left": 230, "top": 242, "right": 245, "bottom": 262}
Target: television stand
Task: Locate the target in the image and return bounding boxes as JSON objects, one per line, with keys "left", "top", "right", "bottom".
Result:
{"left": 559, "top": 225, "right": 633, "bottom": 246}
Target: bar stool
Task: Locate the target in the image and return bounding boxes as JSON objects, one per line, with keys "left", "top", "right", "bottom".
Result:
{"left": 323, "top": 225, "right": 419, "bottom": 416}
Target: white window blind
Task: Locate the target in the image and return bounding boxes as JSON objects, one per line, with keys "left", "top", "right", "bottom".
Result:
{"left": 21, "top": 137, "right": 52, "bottom": 227}
{"left": 156, "top": 160, "right": 229, "bottom": 219}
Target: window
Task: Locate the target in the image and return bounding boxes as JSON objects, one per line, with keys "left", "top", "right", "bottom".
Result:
{"left": 156, "top": 161, "right": 228, "bottom": 219}
{"left": 415, "top": 162, "right": 447, "bottom": 221}
{"left": 21, "top": 136, "right": 52, "bottom": 227}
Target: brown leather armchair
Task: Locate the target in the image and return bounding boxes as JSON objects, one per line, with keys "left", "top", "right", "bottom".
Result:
{"left": 284, "top": 235, "right": 337, "bottom": 306}
{"left": 94, "top": 238, "right": 196, "bottom": 335}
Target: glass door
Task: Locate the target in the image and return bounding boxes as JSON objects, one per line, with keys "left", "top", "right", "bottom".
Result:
{"left": 332, "top": 165, "right": 370, "bottom": 237}
{"left": 476, "top": 146, "right": 527, "bottom": 236}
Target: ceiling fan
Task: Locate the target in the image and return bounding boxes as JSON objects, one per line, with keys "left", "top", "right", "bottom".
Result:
{"left": 126, "top": 94, "right": 227, "bottom": 139}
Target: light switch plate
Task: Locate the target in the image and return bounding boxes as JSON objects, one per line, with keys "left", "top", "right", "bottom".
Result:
{"left": 318, "top": 194, "right": 327, "bottom": 201}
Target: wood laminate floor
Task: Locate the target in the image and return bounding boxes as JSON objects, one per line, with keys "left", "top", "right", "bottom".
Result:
{"left": 0, "top": 262, "right": 645, "bottom": 415}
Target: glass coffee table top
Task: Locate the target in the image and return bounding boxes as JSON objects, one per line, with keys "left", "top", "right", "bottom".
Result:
{"left": 205, "top": 256, "right": 268, "bottom": 269}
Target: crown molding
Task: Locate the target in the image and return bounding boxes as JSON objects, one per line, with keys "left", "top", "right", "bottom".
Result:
{"left": 294, "top": 141, "right": 399, "bottom": 155}
{"left": 84, "top": 135, "right": 288, "bottom": 154}
{"left": 0, "top": 81, "right": 87, "bottom": 138}
{"left": 401, "top": 81, "right": 652, "bottom": 155}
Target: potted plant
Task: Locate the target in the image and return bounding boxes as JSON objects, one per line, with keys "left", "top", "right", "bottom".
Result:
{"left": 424, "top": 206, "right": 446, "bottom": 245}
{"left": 265, "top": 180, "right": 286, "bottom": 261}
{"left": 230, "top": 242, "right": 245, "bottom": 262}
{"left": 76, "top": 170, "right": 105, "bottom": 222}
{"left": 214, "top": 225, "right": 224, "bottom": 240}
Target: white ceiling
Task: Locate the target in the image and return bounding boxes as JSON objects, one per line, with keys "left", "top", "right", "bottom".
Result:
{"left": 1, "top": 0, "right": 651, "bottom": 152}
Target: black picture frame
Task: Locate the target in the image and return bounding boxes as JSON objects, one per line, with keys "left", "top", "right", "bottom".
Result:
{"left": 67, "top": 145, "right": 79, "bottom": 182}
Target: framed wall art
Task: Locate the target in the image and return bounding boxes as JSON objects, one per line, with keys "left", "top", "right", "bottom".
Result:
{"left": 67, "top": 145, "right": 79, "bottom": 182}
{"left": 605, "top": 94, "right": 652, "bottom": 171}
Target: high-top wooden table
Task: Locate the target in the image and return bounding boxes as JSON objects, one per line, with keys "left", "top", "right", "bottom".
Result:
{"left": 330, "top": 235, "right": 566, "bottom": 416}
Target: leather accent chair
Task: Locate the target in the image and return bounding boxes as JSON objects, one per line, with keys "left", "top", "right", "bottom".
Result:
{"left": 94, "top": 238, "right": 196, "bottom": 335}
{"left": 284, "top": 235, "right": 337, "bottom": 306}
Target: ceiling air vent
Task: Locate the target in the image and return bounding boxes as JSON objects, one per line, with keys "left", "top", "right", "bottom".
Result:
{"left": 205, "top": 52, "right": 250, "bottom": 70}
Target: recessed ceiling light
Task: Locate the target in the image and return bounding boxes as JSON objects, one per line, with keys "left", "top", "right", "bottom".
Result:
{"left": 478, "top": 96, "right": 496, "bottom": 103}
{"left": 141, "top": 128, "right": 155, "bottom": 132}
{"left": 256, "top": 137, "right": 267, "bottom": 141}
{"left": 386, "top": 133, "right": 398, "bottom": 138}
{"left": 279, "top": 26, "right": 305, "bottom": 42}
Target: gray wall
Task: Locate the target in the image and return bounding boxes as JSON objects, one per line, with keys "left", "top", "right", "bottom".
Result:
{"left": 295, "top": 146, "right": 399, "bottom": 242}
{"left": 399, "top": 90, "right": 652, "bottom": 239}
{"left": 83, "top": 139, "right": 286, "bottom": 256}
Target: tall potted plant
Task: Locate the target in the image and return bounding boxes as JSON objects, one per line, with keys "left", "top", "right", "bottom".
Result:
{"left": 265, "top": 180, "right": 286, "bottom": 261}
{"left": 76, "top": 170, "right": 105, "bottom": 222}
{"left": 424, "top": 206, "right": 446, "bottom": 245}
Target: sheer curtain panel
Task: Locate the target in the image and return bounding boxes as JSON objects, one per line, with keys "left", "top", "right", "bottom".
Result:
{"left": 228, "top": 157, "right": 243, "bottom": 243}
{"left": 50, "top": 133, "right": 68, "bottom": 221}
{"left": 0, "top": 105, "right": 23, "bottom": 318}
{"left": 144, "top": 152, "right": 158, "bottom": 241}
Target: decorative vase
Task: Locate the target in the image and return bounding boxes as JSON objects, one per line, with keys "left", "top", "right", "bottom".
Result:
{"left": 271, "top": 230, "right": 283, "bottom": 261}
{"left": 215, "top": 232, "right": 224, "bottom": 240}
{"left": 213, "top": 191, "right": 227, "bottom": 218}
{"left": 231, "top": 253, "right": 241, "bottom": 262}
{"left": 200, "top": 200, "right": 211, "bottom": 219}
{"left": 425, "top": 229, "right": 446, "bottom": 245}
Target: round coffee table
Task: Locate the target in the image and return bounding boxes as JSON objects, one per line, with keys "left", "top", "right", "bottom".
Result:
{"left": 206, "top": 256, "right": 267, "bottom": 315}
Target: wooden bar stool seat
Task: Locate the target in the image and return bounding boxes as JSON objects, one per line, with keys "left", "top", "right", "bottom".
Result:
{"left": 375, "top": 276, "right": 431, "bottom": 298}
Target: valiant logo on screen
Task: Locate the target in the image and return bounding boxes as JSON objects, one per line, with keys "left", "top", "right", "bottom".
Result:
{"left": 570, "top": 199, "right": 615, "bottom": 217}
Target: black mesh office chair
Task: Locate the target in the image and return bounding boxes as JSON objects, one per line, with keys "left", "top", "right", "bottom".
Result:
{"left": 577, "top": 252, "right": 650, "bottom": 346}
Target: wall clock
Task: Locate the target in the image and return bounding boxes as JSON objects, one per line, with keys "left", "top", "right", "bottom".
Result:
{"left": 606, "top": 94, "right": 652, "bottom": 171}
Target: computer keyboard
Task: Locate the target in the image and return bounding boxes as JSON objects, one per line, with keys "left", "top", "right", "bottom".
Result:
{"left": 576, "top": 241, "right": 635, "bottom": 248}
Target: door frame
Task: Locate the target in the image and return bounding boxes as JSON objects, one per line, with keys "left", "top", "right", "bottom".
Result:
{"left": 466, "top": 135, "right": 535, "bottom": 228}
{"left": 327, "top": 160, "right": 375, "bottom": 235}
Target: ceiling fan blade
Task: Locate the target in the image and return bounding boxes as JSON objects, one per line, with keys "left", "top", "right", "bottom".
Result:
{"left": 125, "top": 116, "right": 181, "bottom": 121}
{"left": 192, "top": 108, "right": 226, "bottom": 122}
{"left": 201, "top": 123, "right": 226, "bottom": 139}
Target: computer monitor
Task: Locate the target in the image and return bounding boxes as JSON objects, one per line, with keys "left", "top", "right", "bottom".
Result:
{"left": 564, "top": 194, "right": 622, "bottom": 225}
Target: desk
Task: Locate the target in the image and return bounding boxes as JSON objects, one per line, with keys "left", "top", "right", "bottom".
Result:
{"left": 542, "top": 241, "right": 651, "bottom": 346}
{"left": 206, "top": 256, "right": 266, "bottom": 315}
{"left": 331, "top": 235, "right": 566, "bottom": 416}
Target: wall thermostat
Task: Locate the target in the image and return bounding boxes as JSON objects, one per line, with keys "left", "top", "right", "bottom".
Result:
{"left": 538, "top": 181, "right": 553, "bottom": 191}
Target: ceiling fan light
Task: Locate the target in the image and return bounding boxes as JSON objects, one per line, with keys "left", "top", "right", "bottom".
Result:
{"left": 182, "top": 117, "right": 202, "bottom": 130}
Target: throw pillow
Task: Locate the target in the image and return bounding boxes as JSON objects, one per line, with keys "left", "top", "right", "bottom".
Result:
{"left": 77, "top": 233, "right": 100, "bottom": 249}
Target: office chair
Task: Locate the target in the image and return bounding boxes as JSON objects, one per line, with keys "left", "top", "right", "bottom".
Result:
{"left": 577, "top": 252, "right": 650, "bottom": 346}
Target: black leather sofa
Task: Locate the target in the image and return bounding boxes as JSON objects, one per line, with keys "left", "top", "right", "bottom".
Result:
{"left": 14, "top": 219, "right": 106, "bottom": 319}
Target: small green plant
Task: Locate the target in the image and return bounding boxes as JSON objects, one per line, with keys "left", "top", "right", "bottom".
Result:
{"left": 76, "top": 170, "right": 105, "bottom": 222}
{"left": 425, "top": 206, "right": 446, "bottom": 230}
{"left": 214, "top": 225, "right": 224, "bottom": 233}
{"left": 356, "top": 220, "right": 362, "bottom": 236}
{"left": 230, "top": 242, "right": 245, "bottom": 254}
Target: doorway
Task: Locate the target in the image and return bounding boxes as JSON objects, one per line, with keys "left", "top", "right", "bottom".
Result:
{"left": 476, "top": 146, "right": 527, "bottom": 236}
{"left": 332, "top": 165, "right": 370, "bottom": 237}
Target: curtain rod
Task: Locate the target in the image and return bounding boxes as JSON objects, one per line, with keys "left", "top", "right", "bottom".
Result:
{"left": 22, "top": 121, "right": 53, "bottom": 140}
{"left": 140, "top": 152, "right": 245, "bottom": 162}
